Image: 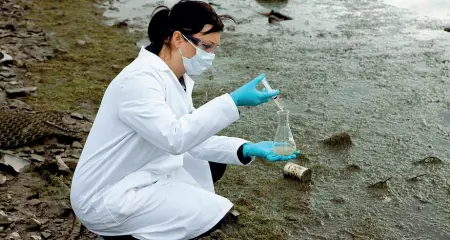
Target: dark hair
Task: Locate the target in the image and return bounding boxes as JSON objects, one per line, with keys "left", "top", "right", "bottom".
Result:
{"left": 146, "top": 0, "right": 234, "bottom": 54}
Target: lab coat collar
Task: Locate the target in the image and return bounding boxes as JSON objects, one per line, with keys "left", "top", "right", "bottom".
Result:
{"left": 138, "top": 46, "right": 171, "bottom": 72}
{"left": 138, "top": 47, "right": 196, "bottom": 95}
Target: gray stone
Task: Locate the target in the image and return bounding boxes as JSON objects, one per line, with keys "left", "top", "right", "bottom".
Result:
{"left": 71, "top": 141, "right": 83, "bottom": 149}
{"left": 0, "top": 210, "right": 12, "bottom": 226}
{"left": 29, "top": 154, "right": 44, "bottom": 162}
{"left": 56, "top": 156, "right": 70, "bottom": 173}
{"left": 27, "top": 218, "right": 41, "bottom": 229}
{"left": 5, "top": 86, "right": 37, "bottom": 97}
{"left": 50, "top": 149, "right": 64, "bottom": 154}
{"left": 0, "top": 150, "right": 15, "bottom": 155}
{"left": 31, "top": 235, "right": 41, "bottom": 240}
{"left": 8, "top": 99, "right": 31, "bottom": 110}
{"left": 62, "top": 158, "right": 78, "bottom": 170}
{"left": 0, "top": 155, "right": 31, "bottom": 173}
{"left": 10, "top": 232, "right": 20, "bottom": 238}
{"left": 76, "top": 40, "right": 86, "bottom": 46}
{"left": 0, "top": 174, "right": 6, "bottom": 185}
{"left": 0, "top": 52, "right": 13, "bottom": 64}
{"left": 41, "top": 232, "right": 51, "bottom": 239}
{"left": 0, "top": 91, "right": 6, "bottom": 104}
{"left": 34, "top": 146, "right": 45, "bottom": 154}
{"left": 28, "top": 199, "right": 41, "bottom": 206}
{"left": 22, "top": 147, "right": 33, "bottom": 154}
{"left": 70, "top": 112, "right": 84, "bottom": 120}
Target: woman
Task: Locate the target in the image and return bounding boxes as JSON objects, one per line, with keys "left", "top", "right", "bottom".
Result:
{"left": 70, "top": 1, "right": 300, "bottom": 239}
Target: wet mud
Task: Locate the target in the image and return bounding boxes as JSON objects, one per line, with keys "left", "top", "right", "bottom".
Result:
{"left": 100, "top": 0, "right": 450, "bottom": 239}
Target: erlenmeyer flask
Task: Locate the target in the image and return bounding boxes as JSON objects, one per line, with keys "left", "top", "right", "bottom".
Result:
{"left": 272, "top": 110, "right": 297, "bottom": 155}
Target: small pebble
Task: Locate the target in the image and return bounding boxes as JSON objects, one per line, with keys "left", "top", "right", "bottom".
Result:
{"left": 71, "top": 112, "right": 84, "bottom": 120}
{"left": 29, "top": 154, "right": 44, "bottom": 162}
{"left": 76, "top": 40, "right": 86, "bottom": 46}
{"left": 28, "top": 199, "right": 41, "bottom": 206}
{"left": 71, "top": 141, "right": 83, "bottom": 149}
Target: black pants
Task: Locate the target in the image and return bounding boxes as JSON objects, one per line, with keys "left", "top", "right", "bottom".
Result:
{"left": 101, "top": 162, "right": 228, "bottom": 240}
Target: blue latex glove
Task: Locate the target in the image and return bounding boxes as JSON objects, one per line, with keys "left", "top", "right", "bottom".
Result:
{"left": 242, "top": 141, "right": 301, "bottom": 161}
{"left": 230, "top": 73, "right": 279, "bottom": 107}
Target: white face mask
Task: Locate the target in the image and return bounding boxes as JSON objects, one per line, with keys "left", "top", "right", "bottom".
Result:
{"left": 178, "top": 35, "right": 215, "bottom": 76}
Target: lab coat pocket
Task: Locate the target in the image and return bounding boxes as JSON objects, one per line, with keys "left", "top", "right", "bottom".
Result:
{"left": 101, "top": 172, "right": 160, "bottom": 226}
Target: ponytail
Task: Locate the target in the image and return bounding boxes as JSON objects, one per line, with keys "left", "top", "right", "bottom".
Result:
{"left": 145, "top": 1, "right": 235, "bottom": 55}
{"left": 147, "top": 6, "right": 170, "bottom": 55}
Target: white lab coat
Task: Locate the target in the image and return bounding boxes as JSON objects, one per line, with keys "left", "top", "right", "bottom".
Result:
{"left": 70, "top": 47, "right": 254, "bottom": 240}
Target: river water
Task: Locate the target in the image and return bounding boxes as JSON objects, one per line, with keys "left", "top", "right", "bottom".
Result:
{"left": 99, "top": 0, "right": 450, "bottom": 239}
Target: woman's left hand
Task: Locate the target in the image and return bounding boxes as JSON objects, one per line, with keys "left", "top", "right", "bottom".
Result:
{"left": 242, "top": 141, "right": 300, "bottom": 161}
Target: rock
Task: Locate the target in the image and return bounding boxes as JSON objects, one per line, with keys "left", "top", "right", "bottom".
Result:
{"left": 346, "top": 164, "right": 361, "bottom": 171}
{"left": 54, "top": 47, "right": 68, "bottom": 54}
{"left": 5, "top": 86, "right": 37, "bottom": 97}
{"left": 70, "top": 112, "right": 84, "bottom": 120}
{"left": 226, "top": 25, "right": 236, "bottom": 32}
{"left": 27, "top": 192, "right": 40, "bottom": 200}
{"left": 210, "top": 229, "right": 226, "bottom": 239}
{"left": 0, "top": 150, "right": 15, "bottom": 155}
{"left": 22, "top": 147, "right": 33, "bottom": 154}
{"left": 56, "top": 143, "right": 66, "bottom": 149}
{"left": 113, "top": 19, "right": 129, "bottom": 28}
{"left": 28, "top": 199, "right": 41, "bottom": 206}
{"left": 0, "top": 155, "right": 31, "bottom": 173}
{"left": 62, "top": 158, "right": 78, "bottom": 170}
{"left": 321, "top": 132, "right": 353, "bottom": 149}
{"left": 414, "top": 156, "right": 443, "bottom": 165}
{"left": 34, "top": 146, "right": 45, "bottom": 154}
{"left": 7, "top": 194, "right": 11, "bottom": 200}
{"left": 0, "top": 210, "right": 12, "bottom": 226}
{"left": 0, "top": 174, "right": 6, "bottom": 185}
{"left": 0, "top": 91, "right": 6, "bottom": 104}
{"left": 0, "top": 72, "right": 16, "bottom": 78}
{"left": 331, "top": 196, "right": 346, "bottom": 204}
{"left": 112, "top": 64, "right": 122, "bottom": 70}
{"left": 31, "top": 235, "right": 41, "bottom": 240}
{"left": 13, "top": 60, "right": 24, "bottom": 68}
{"left": 83, "top": 115, "right": 95, "bottom": 123}
{"left": 50, "top": 149, "right": 65, "bottom": 154}
{"left": 54, "top": 219, "right": 64, "bottom": 223}
{"left": 445, "top": 28, "right": 450, "bottom": 32}
{"left": 71, "top": 141, "right": 83, "bottom": 149}
{"left": 41, "top": 232, "right": 51, "bottom": 239}
{"left": 56, "top": 156, "right": 70, "bottom": 173}
{"left": 0, "top": 226, "right": 3, "bottom": 232}
{"left": 27, "top": 218, "right": 41, "bottom": 229}
{"left": 0, "top": 52, "right": 13, "bottom": 64}
{"left": 10, "top": 232, "right": 20, "bottom": 238}
{"left": 76, "top": 40, "right": 86, "bottom": 46}
{"left": 8, "top": 99, "right": 32, "bottom": 110}
{"left": 369, "top": 177, "right": 392, "bottom": 189}
{"left": 29, "top": 154, "right": 44, "bottom": 162}
{"left": 55, "top": 202, "right": 72, "bottom": 218}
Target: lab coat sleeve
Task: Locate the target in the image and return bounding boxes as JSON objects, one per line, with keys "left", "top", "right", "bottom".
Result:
{"left": 187, "top": 136, "right": 256, "bottom": 165}
{"left": 117, "top": 73, "right": 240, "bottom": 155}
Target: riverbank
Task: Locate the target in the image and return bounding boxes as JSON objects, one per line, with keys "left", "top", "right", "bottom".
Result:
{"left": 0, "top": 0, "right": 139, "bottom": 239}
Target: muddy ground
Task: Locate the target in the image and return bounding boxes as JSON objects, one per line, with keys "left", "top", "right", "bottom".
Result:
{"left": 1, "top": 0, "right": 450, "bottom": 239}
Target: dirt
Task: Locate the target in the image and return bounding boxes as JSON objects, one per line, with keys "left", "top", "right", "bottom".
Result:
{"left": 0, "top": 0, "right": 127, "bottom": 239}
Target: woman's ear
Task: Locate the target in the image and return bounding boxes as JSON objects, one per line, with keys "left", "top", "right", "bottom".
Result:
{"left": 171, "top": 31, "right": 184, "bottom": 48}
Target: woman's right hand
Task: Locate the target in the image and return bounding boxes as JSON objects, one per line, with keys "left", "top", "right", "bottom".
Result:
{"left": 229, "top": 73, "right": 279, "bottom": 107}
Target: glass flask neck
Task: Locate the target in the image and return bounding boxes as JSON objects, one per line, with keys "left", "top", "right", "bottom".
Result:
{"left": 277, "top": 110, "right": 290, "bottom": 126}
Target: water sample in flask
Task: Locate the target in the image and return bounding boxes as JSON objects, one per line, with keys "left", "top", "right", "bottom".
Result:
{"left": 261, "top": 77, "right": 284, "bottom": 110}
{"left": 272, "top": 109, "right": 297, "bottom": 155}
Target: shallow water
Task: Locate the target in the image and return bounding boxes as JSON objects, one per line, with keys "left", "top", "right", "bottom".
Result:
{"left": 101, "top": 0, "right": 450, "bottom": 239}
